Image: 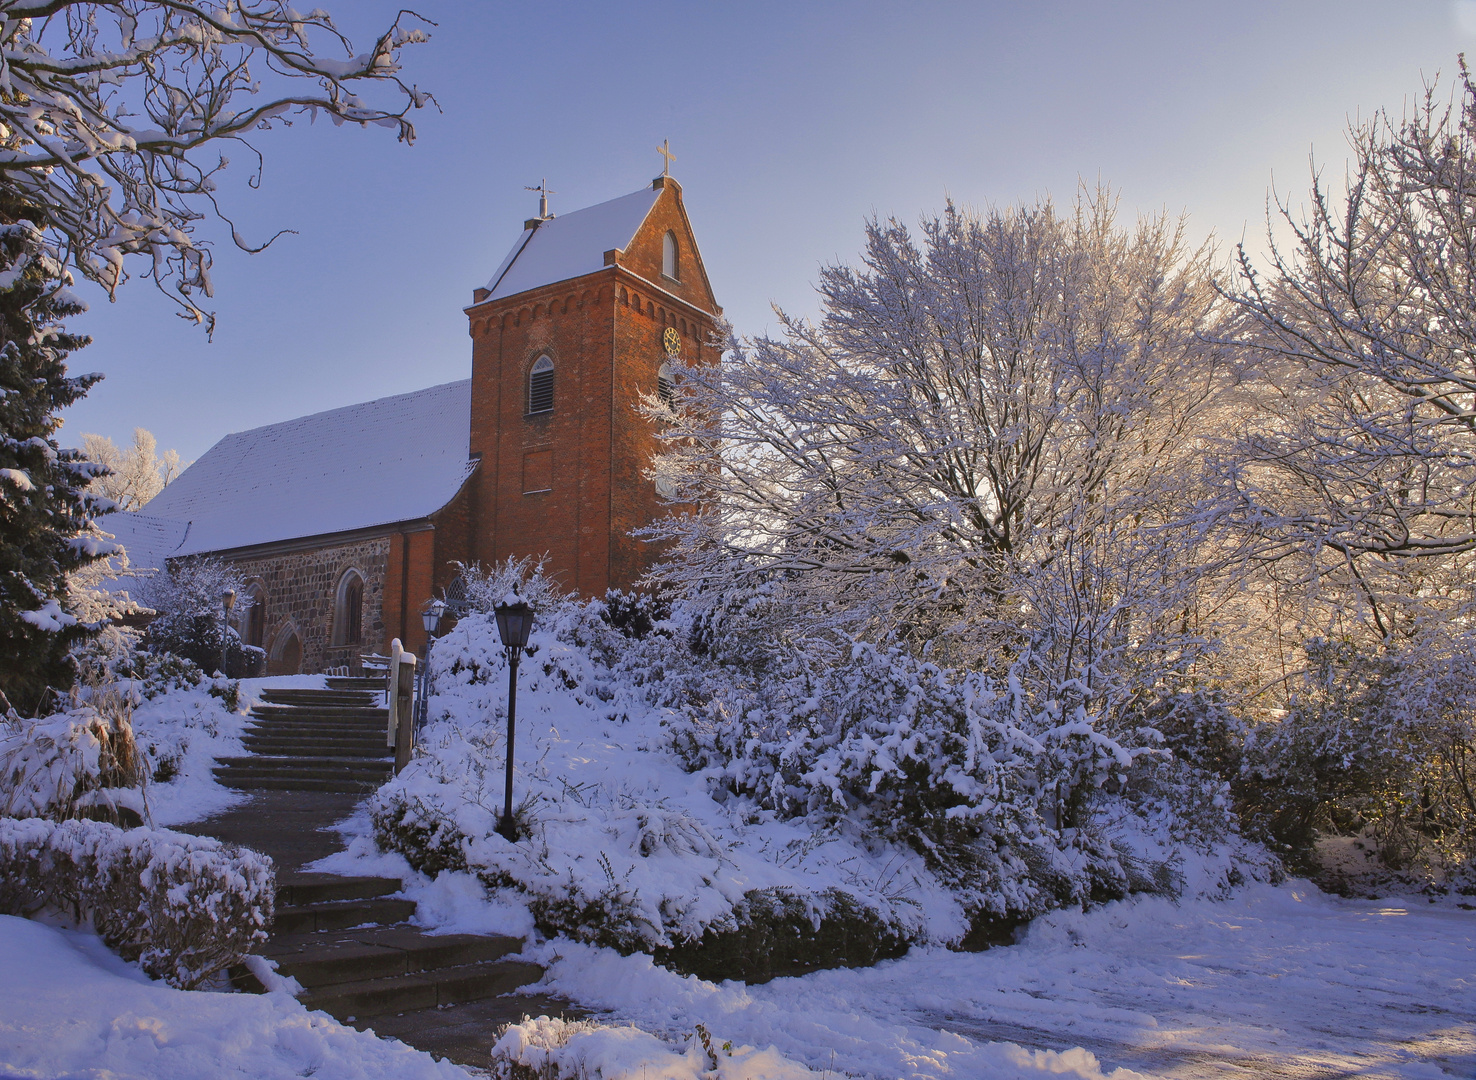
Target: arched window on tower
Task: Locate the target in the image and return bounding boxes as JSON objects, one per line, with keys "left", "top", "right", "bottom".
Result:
{"left": 662, "top": 231, "right": 680, "bottom": 281}
{"left": 241, "top": 583, "right": 266, "bottom": 649}
{"left": 333, "top": 570, "right": 364, "bottom": 646}
{"left": 528, "top": 356, "right": 554, "bottom": 415}
{"left": 657, "top": 361, "right": 676, "bottom": 410}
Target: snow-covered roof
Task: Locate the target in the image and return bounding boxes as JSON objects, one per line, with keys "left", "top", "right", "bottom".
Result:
{"left": 92, "top": 511, "right": 190, "bottom": 593}
{"left": 484, "top": 186, "right": 660, "bottom": 302}
{"left": 134, "top": 379, "right": 476, "bottom": 557}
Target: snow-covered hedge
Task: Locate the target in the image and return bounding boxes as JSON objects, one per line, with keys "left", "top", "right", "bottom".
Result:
{"left": 369, "top": 563, "right": 1271, "bottom": 975}
{"left": 0, "top": 816, "right": 273, "bottom": 988}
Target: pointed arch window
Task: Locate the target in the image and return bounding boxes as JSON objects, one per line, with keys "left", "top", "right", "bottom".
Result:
{"left": 657, "top": 361, "right": 676, "bottom": 410}
{"left": 528, "top": 356, "right": 554, "bottom": 415}
{"left": 662, "top": 231, "right": 680, "bottom": 281}
{"left": 241, "top": 583, "right": 266, "bottom": 648}
{"left": 333, "top": 569, "right": 364, "bottom": 646}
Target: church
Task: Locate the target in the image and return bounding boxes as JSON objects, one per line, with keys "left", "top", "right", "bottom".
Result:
{"left": 105, "top": 170, "right": 721, "bottom": 675}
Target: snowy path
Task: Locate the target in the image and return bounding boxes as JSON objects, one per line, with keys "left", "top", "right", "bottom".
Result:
{"left": 534, "top": 884, "right": 1476, "bottom": 1079}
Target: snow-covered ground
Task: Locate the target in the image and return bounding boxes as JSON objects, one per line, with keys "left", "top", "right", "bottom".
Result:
{"left": 515, "top": 883, "right": 1474, "bottom": 1079}
{"left": 8, "top": 642, "right": 1466, "bottom": 1078}
{"left": 3, "top": 885, "right": 1468, "bottom": 1079}
{"left": 0, "top": 914, "right": 469, "bottom": 1080}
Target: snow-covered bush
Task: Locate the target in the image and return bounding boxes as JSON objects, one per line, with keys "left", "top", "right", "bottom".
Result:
{"left": 140, "top": 557, "right": 264, "bottom": 678}
{"left": 372, "top": 565, "right": 944, "bottom": 969}
{"left": 0, "top": 697, "right": 145, "bottom": 825}
{"left": 0, "top": 816, "right": 273, "bottom": 988}
{"left": 8, "top": 628, "right": 249, "bottom": 827}
{"left": 368, "top": 561, "right": 1267, "bottom": 975}
{"left": 490, "top": 1016, "right": 818, "bottom": 1080}
{"left": 73, "top": 624, "right": 205, "bottom": 701}
{"left": 663, "top": 635, "right": 1239, "bottom": 926}
{"left": 1239, "top": 636, "right": 1476, "bottom": 892}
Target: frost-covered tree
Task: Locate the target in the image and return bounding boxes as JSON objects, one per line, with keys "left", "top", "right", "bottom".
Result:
{"left": 81, "top": 428, "right": 182, "bottom": 511}
{"left": 0, "top": 204, "right": 108, "bottom": 715}
{"left": 139, "top": 555, "right": 256, "bottom": 675}
{"left": 1223, "top": 63, "right": 1476, "bottom": 880}
{"left": 0, "top": 1, "right": 433, "bottom": 330}
{"left": 648, "top": 190, "right": 1244, "bottom": 734}
{"left": 1228, "top": 62, "right": 1476, "bottom": 644}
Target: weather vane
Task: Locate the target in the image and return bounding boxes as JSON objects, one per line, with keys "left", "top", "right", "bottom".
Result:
{"left": 658, "top": 139, "right": 675, "bottom": 178}
{"left": 524, "top": 178, "right": 556, "bottom": 220}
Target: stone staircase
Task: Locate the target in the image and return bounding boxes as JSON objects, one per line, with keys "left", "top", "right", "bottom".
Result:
{"left": 214, "top": 678, "right": 395, "bottom": 794}
{"left": 235, "top": 872, "right": 542, "bottom": 1023}
{"left": 209, "top": 677, "right": 551, "bottom": 1055}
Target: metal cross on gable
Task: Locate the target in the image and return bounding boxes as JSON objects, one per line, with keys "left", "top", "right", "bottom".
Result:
{"left": 658, "top": 139, "right": 675, "bottom": 177}
{"left": 525, "top": 178, "right": 556, "bottom": 220}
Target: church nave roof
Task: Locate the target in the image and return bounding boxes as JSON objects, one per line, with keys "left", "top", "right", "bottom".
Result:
{"left": 124, "top": 379, "right": 476, "bottom": 559}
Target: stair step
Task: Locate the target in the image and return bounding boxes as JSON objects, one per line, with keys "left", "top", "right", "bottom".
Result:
{"left": 250, "top": 705, "right": 389, "bottom": 720}
{"left": 260, "top": 687, "right": 380, "bottom": 701}
{"left": 218, "top": 770, "right": 391, "bottom": 785}
{"left": 215, "top": 749, "right": 392, "bottom": 767}
{"left": 276, "top": 874, "right": 402, "bottom": 907}
{"left": 299, "top": 959, "right": 545, "bottom": 1019}
{"left": 247, "top": 713, "right": 388, "bottom": 726}
{"left": 260, "top": 927, "right": 523, "bottom": 988}
{"left": 248, "top": 719, "right": 389, "bottom": 732}
{"left": 273, "top": 896, "right": 418, "bottom": 935}
{"left": 255, "top": 699, "right": 384, "bottom": 713}
{"left": 327, "top": 677, "right": 387, "bottom": 691}
{"left": 239, "top": 742, "right": 391, "bottom": 759}
{"left": 243, "top": 727, "right": 389, "bottom": 742}
{"left": 255, "top": 698, "right": 382, "bottom": 712}
{"left": 219, "top": 775, "right": 386, "bottom": 793}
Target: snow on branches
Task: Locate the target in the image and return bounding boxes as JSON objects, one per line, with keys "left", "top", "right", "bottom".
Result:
{"left": 0, "top": 2, "right": 433, "bottom": 330}
{"left": 1227, "top": 61, "right": 1476, "bottom": 640}
{"left": 646, "top": 189, "right": 1246, "bottom": 731}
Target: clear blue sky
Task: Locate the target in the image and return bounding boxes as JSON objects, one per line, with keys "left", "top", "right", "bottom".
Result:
{"left": 59, "top": 0, "right": 1476, "bottom": 463}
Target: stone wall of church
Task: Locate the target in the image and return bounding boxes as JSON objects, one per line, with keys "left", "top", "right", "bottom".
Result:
{"left": 226, "top": 537, "right": 391, "bottom": 675}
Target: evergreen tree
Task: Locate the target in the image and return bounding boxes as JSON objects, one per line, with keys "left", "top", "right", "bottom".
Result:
{"left": 0, "top": 202, "right": 107, "bottom": 715}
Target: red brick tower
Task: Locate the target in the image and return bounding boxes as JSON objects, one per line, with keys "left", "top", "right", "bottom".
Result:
{"left": 464, "top": 175, "right": 721, "bottom": 595}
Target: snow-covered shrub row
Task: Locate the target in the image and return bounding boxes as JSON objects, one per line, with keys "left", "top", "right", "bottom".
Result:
{"left": 3, "top": 638, "right": 251, "bottom": 828}
{"left": 372, "top": 563, "right": 1270, "bottom": 971}
{"left": 70, "top": 626, "right": 254, "bottom": 825}
{"left": 0, "top": 815, "right": 273, "bottom": 988}
{"left": 490, "top": 1015, "right": 819, "bottom": 1080}
{"left": 660, "top": 629, "right": 1267, "bottom": 929}
{"left": 1238, "top": 635, "right": 1476, "bottom": 894}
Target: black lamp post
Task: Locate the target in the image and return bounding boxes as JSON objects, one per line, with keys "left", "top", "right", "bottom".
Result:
{"left": 492, "top": 599, "right": 534, "bottom": 841}
{"left": 417, "top": 600, "right": 445, "bottom": 732}
{"left": 220, "top": 588, "right": 236, "bottom": 676}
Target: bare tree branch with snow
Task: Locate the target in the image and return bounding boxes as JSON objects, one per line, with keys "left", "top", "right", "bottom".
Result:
{"left": 1226, "top": 60, "right": 1476, "bottom": 643}
{"left": 0, "top": 1, "right": 433, "bottom": 332}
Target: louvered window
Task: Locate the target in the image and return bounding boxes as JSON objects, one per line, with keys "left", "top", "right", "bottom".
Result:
{"left": 657, "top": 362, "right": 675, "bottom": 409}
{"left": 528, "top": 356, "right": 554, "bottom": 414}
